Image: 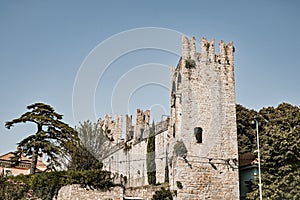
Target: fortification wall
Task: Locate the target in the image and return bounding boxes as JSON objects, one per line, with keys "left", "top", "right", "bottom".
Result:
{"left": 167, "top": 36, "right": 239, "bottom": 199}
{"left": 99, "top": 35, "right": 239, "bottom": 199}
{"left": 102, "top": 120, "right": 169, "bottom": 188}
{"left": 56, "top": 185, "right": 162, "bottom": 200}
{"left": 55, "top": 185, "right": 123, "bottom": 200}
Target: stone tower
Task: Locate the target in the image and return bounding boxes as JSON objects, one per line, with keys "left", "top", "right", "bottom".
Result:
{"left": 169, "top": 36, "right": 239, "bottom": 199}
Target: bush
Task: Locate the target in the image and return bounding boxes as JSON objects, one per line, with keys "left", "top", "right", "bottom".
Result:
{"left": 152, "top": 187, "right": 173, "bottom": 200}
{"left": 0, "top": 170, "right": 113, "bottom": 200}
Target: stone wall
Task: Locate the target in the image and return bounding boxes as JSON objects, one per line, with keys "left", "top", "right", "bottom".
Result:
{"left": 55, "top": 185, "right": 124, "bottom": 200}
{"left": 134, "top": 109, "right": 150, "bottom": 141}
{"left": 99, "top": 114, "right": 123, "bottom": 145}
{"left": 99, "top": 35, "right": 239, "bottom": 199}
{"left": 125, "top": 186, "right": 162, "bottom": 200}
{"left": 168, "top": 36, "right": 239, "bottom": 199}
{"left": 55, "top": 185, "right": 162, "bottom": 200}
{"left": 102, "top": 126, "right": 169, "bottom": 187}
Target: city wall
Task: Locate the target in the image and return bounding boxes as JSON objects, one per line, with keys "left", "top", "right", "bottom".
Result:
{"left": 59, "top": 36, "right": 240, "bottom": 199}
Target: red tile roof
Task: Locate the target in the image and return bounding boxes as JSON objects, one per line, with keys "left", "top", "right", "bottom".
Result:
{"left": 0, "top": 152, "right": 47, "bottom": 170}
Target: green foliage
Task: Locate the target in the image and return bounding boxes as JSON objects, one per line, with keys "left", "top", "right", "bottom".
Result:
{"left": 68, "top": 120, "right": 112, "bottom": 171}
{"left": 147, "top": 121, "right": 156, "bottom": 185}
{"left": 173, "top": 140, "right": 188, "bottom": 158}
{"left": 0, "top": 170, "right": 113, "bottom": 200}
{"left": 5, "top": 103, "right": 78, "bottom": 173}
{"left": 237, "top": 103, "right": 300, "bottom": 200}
{"left": 164, "top": 150, "right": 169, "bottom": 183}
{"left": 236, "top": 104, "right": 258, "bottom": 154}
{"left": 0, "top": 174, "right": 30, "bottom": 200}
{"left": 152, "top": 187, "right": 173, "bottom": 200}
{"left": 75, "top": 120, "right": 111, "bottom": 161}
{"left": 67, "top": 142, "right": 103, "bottom": 171}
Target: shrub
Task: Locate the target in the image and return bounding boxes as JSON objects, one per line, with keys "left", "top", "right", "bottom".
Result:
{"left": 0, "top": 170, "right": 113, "bottom": 200}
{"left": 152, "top": 187, "right": 173, "bottom": 200}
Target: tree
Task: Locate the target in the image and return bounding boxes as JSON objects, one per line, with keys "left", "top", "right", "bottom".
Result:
{"left": 5, "top": 103, "right": 78, "bottom": 174}
{"left": 67, "top": 143, "right": 103, "bottom": 171}
{"left": 240, "top": 103, "right": 300, "bottom": 199}
{"left": 147, "top": 121, "right": 156, "bottom": 185}
{"left": 68, "top": 120, "right": 110, "bottom": 170}
{"left": 236, "top": 104, "right": 258, "bottom": 154}
{"left": 77, "top": 120, "right": 111, "bottom": 160}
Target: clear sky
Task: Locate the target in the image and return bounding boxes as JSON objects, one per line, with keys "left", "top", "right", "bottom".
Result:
{"left": 1, "top": 0, "right": 299, "bottom": 155}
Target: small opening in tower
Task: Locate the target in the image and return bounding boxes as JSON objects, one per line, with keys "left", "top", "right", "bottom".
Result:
{"left": 194, "top": 127, "right": 203, "bottom": 143}
{"left": 173, "top": 124, "right": 176, "bottom": 137}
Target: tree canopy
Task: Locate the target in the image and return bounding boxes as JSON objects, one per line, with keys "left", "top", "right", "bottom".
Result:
{"left": 5, "top": 102, "right": 78, "bottom": 174}
{"left": 236, "top": 104, "right": 258, "bottom": 154}
{"left": 68, "top": 120, "right": 110, "bottom": 170}
{"left": 237, "top": 103, "right": 300, "bottom": 199}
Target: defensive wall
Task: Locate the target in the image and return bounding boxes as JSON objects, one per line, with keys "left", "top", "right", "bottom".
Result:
{"left": 58, "top": 35, "right": 240, "bottom": 199}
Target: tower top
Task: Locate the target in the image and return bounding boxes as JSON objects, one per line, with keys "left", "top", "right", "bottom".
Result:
{"left": 182, "top": 36, "right": 234, "bottom": 66}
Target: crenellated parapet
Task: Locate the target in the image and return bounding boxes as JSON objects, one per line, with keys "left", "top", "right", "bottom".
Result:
{"left": 98, "top": 108, "right": 152, "bottom": 145}
{"left": 125, "top": 114, "right": 134, "bottom": 141}
{"left": 98, "top": 114, "right": 122, "bottom": 144}
{"left": 134, "top": 109, "right": 150, "bottom": 141}
{"left": 181, "top": 36, "right": 234, "bottom": 67}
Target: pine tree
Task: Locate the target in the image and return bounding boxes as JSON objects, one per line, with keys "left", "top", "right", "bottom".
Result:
{"left": 5, "top": 103, "right": 78, "bottom": 174}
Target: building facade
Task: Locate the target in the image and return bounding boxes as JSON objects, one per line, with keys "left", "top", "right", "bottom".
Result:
{"left": 0, "top": 152, "right": 47, "bottom": 176}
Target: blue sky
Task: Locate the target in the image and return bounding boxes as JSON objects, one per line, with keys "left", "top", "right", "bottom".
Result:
{"left": 1, "top": 0, "right": 299, "bottom": 154}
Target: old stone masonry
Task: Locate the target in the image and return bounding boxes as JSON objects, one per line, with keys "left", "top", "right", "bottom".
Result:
{"left": 99, "top": 36, "right": 239, "bottom": 199}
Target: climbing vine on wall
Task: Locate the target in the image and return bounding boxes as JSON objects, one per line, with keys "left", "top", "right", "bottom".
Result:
{"left": 147, "top": 121, "right": 156, "bottom": 185}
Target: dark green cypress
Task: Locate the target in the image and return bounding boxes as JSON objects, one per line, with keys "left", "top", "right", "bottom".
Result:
{"left": 147, "top": 121, "right": 156, "bottom": 185}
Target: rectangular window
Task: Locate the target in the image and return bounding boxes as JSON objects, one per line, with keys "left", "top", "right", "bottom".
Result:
{"left": 194, "top": 127, "right": 203, "bottom": 143}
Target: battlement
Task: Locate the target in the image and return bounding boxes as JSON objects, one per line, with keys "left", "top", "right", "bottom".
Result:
{"left": 98, "top": 108, "right": 167, "bottom": 145}
{"left": 98, "top": 114, "right": 122, "bottom": 144}
{"left": 182, "top": 36, "right": 234, "bottom": 66}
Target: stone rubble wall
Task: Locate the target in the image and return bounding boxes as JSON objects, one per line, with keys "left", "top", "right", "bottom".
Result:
{"left": 55, "top": 185, "right": 124, "bottom": 200}
{"left": 55, "top": 185, "right": 162, "bottom": 200}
